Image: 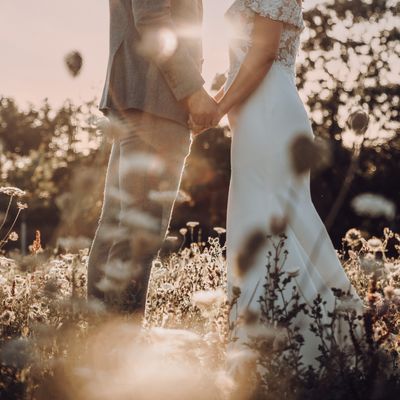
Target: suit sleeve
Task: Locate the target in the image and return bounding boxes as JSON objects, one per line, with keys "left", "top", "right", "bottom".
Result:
{"left": 131, "top": 0, "right": 205, "bottom": 101}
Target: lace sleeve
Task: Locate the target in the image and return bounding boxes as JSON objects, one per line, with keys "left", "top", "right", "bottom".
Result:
{"left": 245, "top": 0, "right": 304, "bottom": 30}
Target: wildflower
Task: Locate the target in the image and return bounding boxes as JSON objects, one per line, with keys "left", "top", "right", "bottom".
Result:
{"left": 344, "top": 228, "right": 363, "bottom": 247}
{"left": 1, "top": 310, "right": 16, "bottom": 325}
{"left": 17, "top": 202, "right": 28, "bottom": 210}
{"left": 192, "top": 288, "right": 226, "bottom": 309}
{"left": 232, "top": 286, "right": 241, "bottom": 298}
{"left": 8, "top": 232, "right": 19, "bottom": 242}
{"left": 213, "top": 227, "right": 226, "bottom": 235}
{"left": 29, "top": 230, "right": 43, "bottom": 255}
{"left": 186, "top": 221, "right": 199, "bottom": 228}
{"left": 367, "top": 237, "right": 384, "bottom": 253}
{"left": 179, "top": 228, "right": 188, "bottom": 236}
{"left": 351, "top": 193, "right": 396, "bottom": 220}
{"left": 348, "top": 110, "right": 369, "bottom": 135}
{"left": 269, "top": 215, "right": 288, "bottom": 236}
{"left": 0, "top": 187, "right": 26, "bottom": 198}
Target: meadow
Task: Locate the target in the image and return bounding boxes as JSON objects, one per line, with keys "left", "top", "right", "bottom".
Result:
{"left": 0, "top": 217, "right": 399, "bottom": 399}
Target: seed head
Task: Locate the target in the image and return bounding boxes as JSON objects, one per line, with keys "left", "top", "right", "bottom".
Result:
{"left": 65, "top": 51, "right": 83, "bottom": 77}
{"left": 348, "top": 110, "right": 369, "bottom": 135}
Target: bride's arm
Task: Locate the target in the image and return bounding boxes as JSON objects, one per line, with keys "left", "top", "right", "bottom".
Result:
{"left": 216, "top": 15, "right": 283, "bottom": 119}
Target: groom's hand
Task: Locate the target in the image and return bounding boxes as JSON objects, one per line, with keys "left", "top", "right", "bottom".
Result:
{"left": 185, "top": 88, "right": 218, "bottom": 128}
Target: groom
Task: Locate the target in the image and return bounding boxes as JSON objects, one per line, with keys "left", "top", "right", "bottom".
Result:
{"left": 87, "top": 0, "right": 217, "bottom": 313}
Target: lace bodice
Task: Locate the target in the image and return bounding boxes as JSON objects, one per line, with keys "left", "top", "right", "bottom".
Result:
{"left": 225, "top": 0, "right": 304, "bottom": 87}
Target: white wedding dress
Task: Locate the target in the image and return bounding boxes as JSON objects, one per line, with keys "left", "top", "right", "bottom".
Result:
{"left": 224, "top": 0, "right": 363, "bottom": 365}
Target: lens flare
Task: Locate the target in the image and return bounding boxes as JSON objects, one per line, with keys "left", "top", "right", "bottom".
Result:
{"left": 138, "top": 28, "right": 178, "bottom": 62}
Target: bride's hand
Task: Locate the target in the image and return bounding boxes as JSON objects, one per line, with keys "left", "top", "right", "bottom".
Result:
{"left": 188, "top": 106, "right": 223, "bottom": 135}
{"left": 188, "top": 115, "right": 209, "bottom": 135}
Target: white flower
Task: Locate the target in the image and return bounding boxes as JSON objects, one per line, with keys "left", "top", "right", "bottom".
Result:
{"left": 351, "top": 193, "right": 396, "bottom": 220}
{"left": 367, "top": 237, "right": 384, "bottom": 252}
{"left": 213, "top": 227, "right": 226, "bottom": 235}
{"left": 344, "top": 228, "right": 363, "bottom": 246}
{"left": 17, "top": 202, "right": 28, "bottom": 210}
{"left": 0, "top": 187, "right": 26, "bottom": 197}
{"left": 179, "top": 228, "right": 188, "bottom": 236}
{"left": 8, "top": 232, "right": 19, "bottom": 242}
{"left": 186, "top": 221, "right": 199, "bottom": 228}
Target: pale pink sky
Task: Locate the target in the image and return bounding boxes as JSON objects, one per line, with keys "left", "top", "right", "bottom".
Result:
{"left": 0, "top": 0, "right": 317, "bottom": 108}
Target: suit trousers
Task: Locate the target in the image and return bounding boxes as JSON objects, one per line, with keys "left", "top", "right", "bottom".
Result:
{"left": 87, "top": 109, "right": 191, "bottom": 313}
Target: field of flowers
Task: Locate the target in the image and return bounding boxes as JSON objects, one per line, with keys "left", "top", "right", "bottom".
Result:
{"left": 1, "top": 212, "right": 400, "bottom": 399}
{"left": 0, "top": 110, "right": 399, "bottom": 399}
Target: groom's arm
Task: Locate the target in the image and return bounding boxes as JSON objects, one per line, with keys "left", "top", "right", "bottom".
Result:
{"left": 131, "top": 0, "right": 205, "bottom": 101}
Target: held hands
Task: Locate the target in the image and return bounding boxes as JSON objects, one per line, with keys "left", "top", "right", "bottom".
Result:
{"left": 186, "top": 88, "right": 224, "bottom": 135}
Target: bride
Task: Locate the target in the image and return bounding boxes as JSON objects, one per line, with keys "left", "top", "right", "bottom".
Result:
{"left": 206, "top": 0, "right": 363, "bottom": 364}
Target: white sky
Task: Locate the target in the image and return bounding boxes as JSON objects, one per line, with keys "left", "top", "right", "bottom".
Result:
{"left": 0, "top": 0, "right": 318, "bottom": 108}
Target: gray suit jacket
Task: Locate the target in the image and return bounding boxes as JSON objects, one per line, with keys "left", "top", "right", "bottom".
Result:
{"left": 100, "top": 0, "right": 204, "bottom": 126}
